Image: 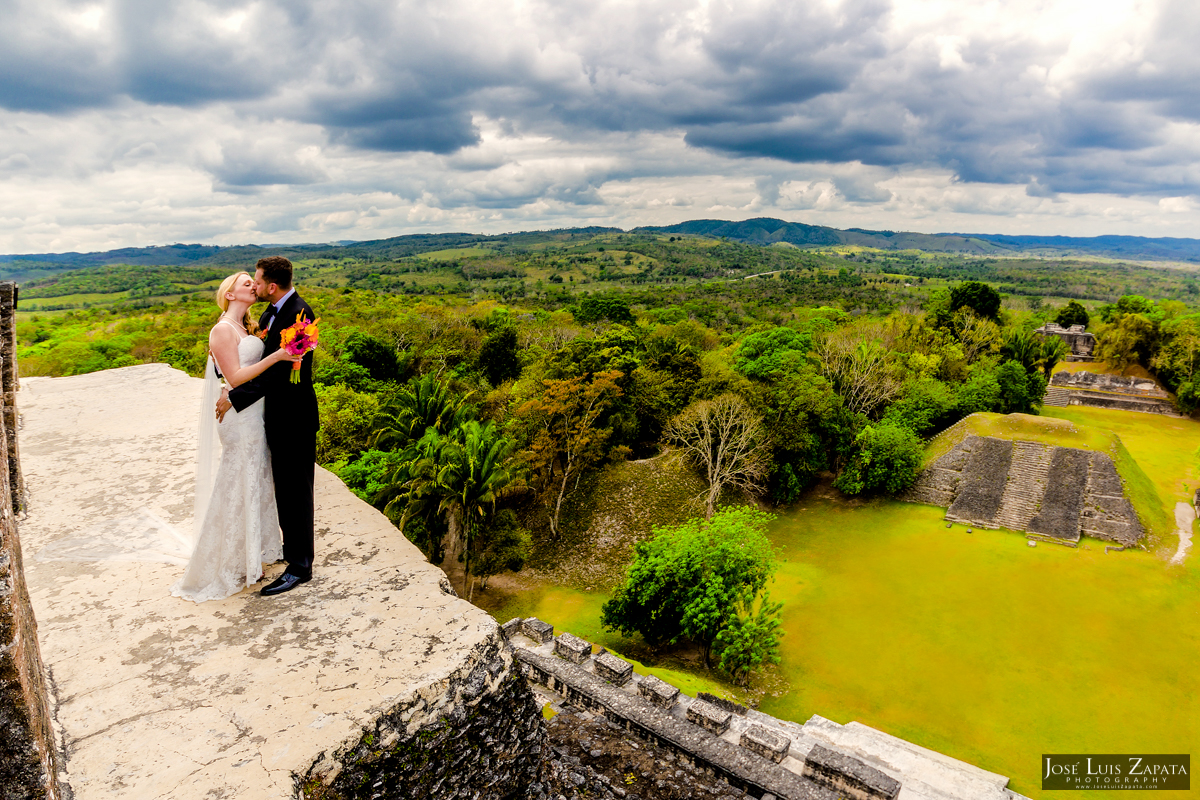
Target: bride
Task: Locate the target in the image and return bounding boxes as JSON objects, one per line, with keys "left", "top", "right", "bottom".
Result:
{"left": 171, "top": 271, "right": 301, "bottom": 602}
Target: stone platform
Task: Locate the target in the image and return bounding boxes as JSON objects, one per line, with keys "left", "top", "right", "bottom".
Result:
{"left": 17, "top": 364, "right": 538, "bottom": 799}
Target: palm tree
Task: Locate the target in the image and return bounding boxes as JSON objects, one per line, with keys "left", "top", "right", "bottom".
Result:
{"left": 1038, "top": 335, "right": 1069, "bottom": 379}
{"left": 396, "top": 420, "right": 520, "bottom": 599}
{"left": 1002, "top": 330, "right": 1039, "bottom": 373}
{"left": 371, "top": 373, "right": 472, "bottom": 451}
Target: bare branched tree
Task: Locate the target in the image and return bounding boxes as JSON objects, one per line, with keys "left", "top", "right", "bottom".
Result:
{"left": 665, "top": 393, "right": 770, "bottom": 519}
{"left": 814, "top": 322, "right": 902, "bottom": 417}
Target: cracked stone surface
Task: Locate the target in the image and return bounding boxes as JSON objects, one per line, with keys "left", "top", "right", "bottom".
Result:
{"left": 18, "top": 364, "right": 502, "bottom": 800}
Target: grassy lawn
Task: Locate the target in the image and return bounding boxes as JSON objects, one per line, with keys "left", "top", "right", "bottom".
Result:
{"left": 762, "top": 498, "right": 1199, "bottom": 798}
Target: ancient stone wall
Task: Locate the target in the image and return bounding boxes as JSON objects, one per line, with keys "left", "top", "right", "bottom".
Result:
{"left": 508, "top": 619, "right": 1029, "bottom": 800}
{"left": 1047, "top": 370, "right": 1180, "bottom": 416}
{"left": 1035, "top": 323, "right": 1096, "bottom": 359}
{"left": 297, "top": 637, "right": 545, "bottom": 799}
{"left": 0, "top": 283, "right": 21, "bottom": 512}
{"left": 0, "top": 281, "right": 61, "bottom": 800}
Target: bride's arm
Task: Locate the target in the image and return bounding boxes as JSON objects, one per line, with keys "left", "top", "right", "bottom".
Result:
{"left": 209, "top": 326, "right": 300, "bottom": 389}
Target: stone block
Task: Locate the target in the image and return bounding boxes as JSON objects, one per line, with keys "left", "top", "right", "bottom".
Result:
{"left": 739, "top": 724, "right": 790, "bottom": 763}
{"left": 698, "top": 691, "right": 748, "bottom": 717}
{"left": 636, "top": 673, "right": 679, "bottom": 710}
{"left": 803, "top": 743, "right": 900, "bottom": 800}
{"left": 593, "top": 652, "right": 633, "bottom": 686}
{"left": 686, "top": 699, "right": 732, "bottom": 735}
{"left": 501, "top": 617, "right": 523, "bottom": 639}
{"left": 522, "top": 616, "right": 554, "bottom": 643}
{"left": 554, "top": 632, "right": 592, "bottom": 664}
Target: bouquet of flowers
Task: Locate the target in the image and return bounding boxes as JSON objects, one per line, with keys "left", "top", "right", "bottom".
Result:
{"left": 278, "top": 314, "right": 320, "bottom": 383}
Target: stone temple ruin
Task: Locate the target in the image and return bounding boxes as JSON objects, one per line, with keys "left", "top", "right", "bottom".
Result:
{"left": 903, "top": 433, "right": 1144, "bottom": 546}
{"left": 1034, "top": 322, "right": 1096, "bottom": 360}
{"left": 1042, "top": 369, "right": 1179, "bottom": 416}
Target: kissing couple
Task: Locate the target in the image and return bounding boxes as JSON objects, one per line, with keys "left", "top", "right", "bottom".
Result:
{"left": 171, "top": 256, "right": 320, "bottom": 602}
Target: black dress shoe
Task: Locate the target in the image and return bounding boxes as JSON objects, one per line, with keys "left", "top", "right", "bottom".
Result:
{"left": 260, "top": 572, "right": 311, "bottom": 596}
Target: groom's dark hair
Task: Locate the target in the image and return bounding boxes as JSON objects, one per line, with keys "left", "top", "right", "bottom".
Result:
{"left": 256, "top": 256, "right": 293, "bottom": 290}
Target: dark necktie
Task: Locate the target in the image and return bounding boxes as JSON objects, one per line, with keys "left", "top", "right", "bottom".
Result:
{"left": 261, "top": 305, "right": 277, "bottom": 331}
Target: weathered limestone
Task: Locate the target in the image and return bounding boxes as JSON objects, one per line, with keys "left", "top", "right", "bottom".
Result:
{"left": 741, "top": 724, "right": 791, "bottom": 763}
{"left": 945, "top": 437, "right": 1013, "bottom": 527}
{"left": 594, "top": 651, "right": 633, "bottom": 686}
{"left": 687, "top": 698, "right": 733, "bottom": 735}
{"left": 511, "top": 627, "right": 1031, "bottom": 799}
{"left": 0, "top": 282, "right": 61, "bottom": 800}
{"left": 522, "top": 616, "right": 554, "bottom": 643}
{"left": 636, "top": 673, "right": 679, "bottom": 710}
{"left": 1026, "top": 448, "right": 1090, "bottom": 541}
{"left": 1081, "top": 452, "right": 1144, "bottom": 546}
{"left": 1046, "top": 370, "right": 1180, "bottom": 416}
{"left": 993, "top": 441, "right": 1054, "bottom": 532}
{"left": 553, "top": 631, "right": 592, "bottom": 664}
{"left": 517, "top": 647, "right": 840, "bottom": 799}
{"left": 18, "top": 364, "right": 543, "bottom": 799}
{"left": 0, "top": 283, "right": 22, "bottom": 512}
{"left": 802, "top": 744, "right": 900, "bottom": 800}
{"left": 1035, "top": 322, "right": 1096, "bottom": 360}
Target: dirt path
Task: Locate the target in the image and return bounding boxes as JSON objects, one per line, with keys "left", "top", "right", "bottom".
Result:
{"left": 1170, "top": 501, "right": 1194, "bottom": 565}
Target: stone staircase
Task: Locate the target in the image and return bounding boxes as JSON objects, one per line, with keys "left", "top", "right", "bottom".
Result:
{"left": 1042, "top": 385, "right": 1071, "bottom": 406}
{"left": 993, "top": 442, "right": 1053, "bottom": 531}
{"left": 800, "top": 716, "right": 1031, "bottom": 800}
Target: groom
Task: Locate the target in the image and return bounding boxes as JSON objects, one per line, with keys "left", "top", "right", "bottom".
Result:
{"left": 217, "top": 256, "right": 320, "bottom": 596}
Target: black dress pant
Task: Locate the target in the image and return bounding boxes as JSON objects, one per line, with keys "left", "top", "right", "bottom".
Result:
{"left": 267, "top": 426, "right": 316, "bottom": 578}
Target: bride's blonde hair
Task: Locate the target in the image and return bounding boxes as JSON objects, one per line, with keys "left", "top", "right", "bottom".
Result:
{"left": 215, "top": 272, "right": 259, "bottom": 334}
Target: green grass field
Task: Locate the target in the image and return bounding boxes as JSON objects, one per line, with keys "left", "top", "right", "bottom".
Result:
{"left": 763, "top": 498, "right": 1198, "bottom": 798}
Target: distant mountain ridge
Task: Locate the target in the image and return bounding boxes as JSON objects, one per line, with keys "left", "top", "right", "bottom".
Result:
{"left": 636, "top": 218, "right": 1200, "bottom": 261}
{"left": 4, "top": 218, "right": 1200, "bottom": 267}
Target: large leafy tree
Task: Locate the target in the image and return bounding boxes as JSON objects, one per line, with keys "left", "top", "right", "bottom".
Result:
{"left": 601, "top": 507, "right": 779, "bottom": 671}
{"left": 477, "top": 325, "right": 522, "bottom": 386}
{"left": 833, "top": 422, "right": 924, "bottom": 497}
{"left": 950, "top": 281, "right": 1002, "bottom": 320}
{"left": 1056, "top": 300, "right": 1090, "bottom": 328}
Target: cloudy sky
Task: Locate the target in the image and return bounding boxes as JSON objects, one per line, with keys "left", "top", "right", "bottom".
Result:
{"left": 1, "top": 0, "right": 1198, "bottom": 253}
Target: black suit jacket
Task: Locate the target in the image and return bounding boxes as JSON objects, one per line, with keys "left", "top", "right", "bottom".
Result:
{"left": 228, "top": 290, "right": 320, "bottom": 435}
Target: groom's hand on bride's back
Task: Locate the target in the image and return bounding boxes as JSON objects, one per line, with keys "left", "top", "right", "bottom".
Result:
{"left": 216, "top": 388, "right": 232, "bottom": 423}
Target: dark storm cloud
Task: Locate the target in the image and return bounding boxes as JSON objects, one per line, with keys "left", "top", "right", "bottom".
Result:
{"left": 2, "top": 0, "right": 1197, "bottom": 198}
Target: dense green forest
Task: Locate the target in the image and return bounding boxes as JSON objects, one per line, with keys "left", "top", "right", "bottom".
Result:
{"left": 13, "top": 229, "right": 1200, "bottom": 678}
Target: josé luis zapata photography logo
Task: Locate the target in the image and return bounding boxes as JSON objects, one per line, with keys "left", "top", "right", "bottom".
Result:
{"left": 1043, "top": 755, "right": 1190, "bottom": 790}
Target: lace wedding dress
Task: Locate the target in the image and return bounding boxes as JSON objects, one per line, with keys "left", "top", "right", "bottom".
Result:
{"left": 171, "top": 329, "right": 282, "bottom": 602}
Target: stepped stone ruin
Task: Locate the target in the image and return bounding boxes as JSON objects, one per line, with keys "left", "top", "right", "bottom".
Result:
{"left": 904, "top": 433, "right": 1144, "bottom": 545}
{"left": 1042, "top": 370, "right": 1180, "bottom": 416}
{"left": 1034, "top": 322, "right": 1096, "bottom": 360}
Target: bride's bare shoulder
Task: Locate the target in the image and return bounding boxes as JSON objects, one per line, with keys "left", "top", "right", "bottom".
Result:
{"left": 208, "top": 321, "right": 240, "bottom": 345}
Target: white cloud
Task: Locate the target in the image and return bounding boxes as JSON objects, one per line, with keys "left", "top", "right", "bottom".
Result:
{"left": 1, "top": 0, "right": 1200, "bottom": 252}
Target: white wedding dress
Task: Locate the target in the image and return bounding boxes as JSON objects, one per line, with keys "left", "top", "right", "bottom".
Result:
{"left": 171, "top": 327, "right": 282, "bottom": 602}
